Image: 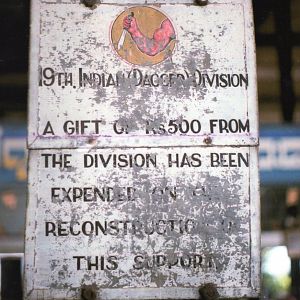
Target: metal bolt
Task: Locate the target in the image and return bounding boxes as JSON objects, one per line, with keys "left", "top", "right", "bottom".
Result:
{"left": 203, "top": 136, "right": 212, "bottom": 144}
{"left": 88, "top": 137, "right": 96, "bottom": 145}
{"left": 195, "top": 0, "right": 208, "bottom": 6}
{"left": 81, "top": 286, "right": 96, "bottom": 300}
{"left": 81, "top": 0, "right": 98, "bottom": 8}
{"left": 199, "top": 283, "right": 219, "bottom": 300}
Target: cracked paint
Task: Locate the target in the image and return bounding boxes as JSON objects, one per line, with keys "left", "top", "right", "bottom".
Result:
{"left": 25, "top": 1, "right": 260, "bottom": 299}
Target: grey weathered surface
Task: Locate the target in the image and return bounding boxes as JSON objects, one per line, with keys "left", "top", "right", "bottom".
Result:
{"left": 25, "top": 147, "right": 260, "bottom": 299}
{"left": 28, "top": 0, "right": 258, "bottom": 149}
{"left": 25, "top": 0, "right": 260, "bottom": 299}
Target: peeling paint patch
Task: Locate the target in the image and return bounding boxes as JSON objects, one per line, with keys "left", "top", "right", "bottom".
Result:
{"left": 28, "top": 1, "right": 258, "bottom": 149}
{"left": 25, "top": 147, "right": 260, "bottom": 299}
{"left": 25, "top": 1, "right": 260, "bottom": 299}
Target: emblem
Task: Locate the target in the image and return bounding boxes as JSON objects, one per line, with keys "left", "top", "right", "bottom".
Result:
{"left": 111, "top": 6, "right": 176, "bottom": 66}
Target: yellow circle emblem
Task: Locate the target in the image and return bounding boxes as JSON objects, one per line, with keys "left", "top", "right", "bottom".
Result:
{"left": 111, "top": 6, "right": 176, "bottom": 66}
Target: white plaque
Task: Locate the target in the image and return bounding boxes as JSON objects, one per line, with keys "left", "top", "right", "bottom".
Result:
{"left": 26, "top": 1, "right": 260, "bottom": 299}
{"left": 25, "top": 147, "right": 260, "bottom": 299}
{"left": 28, "top": 0, "right": 258, "bottom": 149}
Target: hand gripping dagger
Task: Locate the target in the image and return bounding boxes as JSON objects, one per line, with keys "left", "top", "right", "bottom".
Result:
{"left": 117, "top": 12, "right": 134, "bottom": 50}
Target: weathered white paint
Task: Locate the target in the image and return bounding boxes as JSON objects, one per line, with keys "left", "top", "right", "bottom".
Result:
{"left": 25, "top": 147, "right": 260, "bottom": 299}
{"left": 28, "top": 0, "right": 257, "bottom": 149}
{"left": 26, "top": 0, "right": 260, "bottom": 299}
